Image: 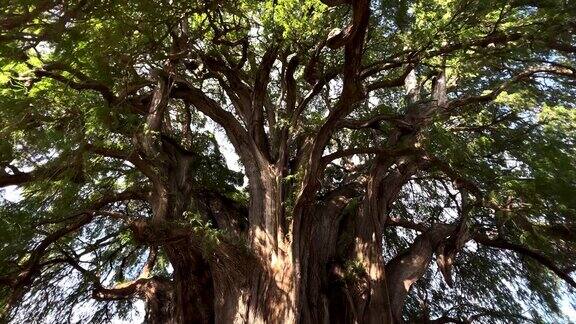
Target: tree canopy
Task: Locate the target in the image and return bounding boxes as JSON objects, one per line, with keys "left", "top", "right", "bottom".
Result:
{"left": 1, "top": 0, "right": 575, "bottom": 323}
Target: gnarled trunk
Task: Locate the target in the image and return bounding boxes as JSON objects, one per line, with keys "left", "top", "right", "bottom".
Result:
{"left": 165, "top": 243, "right": 215, "bottom": 324}
{"left": 142, "top": 278, "right": 176, "bottom": 324}
{"left": 136, "top": 92, "right": 403, "bottom": 323}
{"left": 144, "top": 191, "right": 398, "bottom": 324}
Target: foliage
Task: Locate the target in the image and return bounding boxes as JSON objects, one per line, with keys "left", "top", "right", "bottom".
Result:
{"left": 0, "top": 0, "right": 575, "bottom": 323}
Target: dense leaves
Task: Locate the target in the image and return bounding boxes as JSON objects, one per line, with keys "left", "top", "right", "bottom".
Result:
{"left": 0, "top": 0, "right": 575, "bottom": 323}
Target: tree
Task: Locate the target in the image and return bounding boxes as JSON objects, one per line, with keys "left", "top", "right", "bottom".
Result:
{"left": 1, "top": 0, "right": 575, "bottom": 322}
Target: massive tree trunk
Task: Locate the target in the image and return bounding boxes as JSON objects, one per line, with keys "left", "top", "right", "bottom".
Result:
{"left": 132, "top": 161, "right": 423, "bottom": 324}
{"left": 128, "top": 132, "right": 465, "bottom": 324}
{"left": 136, "top": 113, "right": 409, "bottom": 323}
{"left": 149, "top": 210, "right": 396, "bottom": 324}
{"left": 111, "top": 1, "right": 417, "bottom": 321}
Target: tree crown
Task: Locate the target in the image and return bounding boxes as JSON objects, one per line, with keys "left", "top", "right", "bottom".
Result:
{"left": 1, "top": 0, "right": 575, "bottom": 322}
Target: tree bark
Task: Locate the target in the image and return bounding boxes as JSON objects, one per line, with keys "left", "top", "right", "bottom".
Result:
{"left": 143, "top": 186, "right": 401, "bottom": 324}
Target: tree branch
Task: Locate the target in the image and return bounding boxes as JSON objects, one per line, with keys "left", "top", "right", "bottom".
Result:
{"left": 445, "top": 65, "right": 576, "bottom": 113}
{"left": 33, "top": 68, "right": 116, "bottom": 104}
{"left": 474, "top": 234, "right": 576, "bottom": 289}
{"left": 386, "top": 218, "right": 576, "bottom": 289}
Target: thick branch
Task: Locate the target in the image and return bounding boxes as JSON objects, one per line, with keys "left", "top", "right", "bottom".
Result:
{"left": 0, "top": 157, "right": 82, "bottom": 188}
{"left": 0, "top": 188, "right": 145, "bottom": 304}
{"left": 386, "top": 225, "right": 453, "bottom": 321}
{"left": 474, "top": 234, "right": 576, "bottom": 289}
{"left": 445, "top": 65, "right": 575, "bottom": 113}
{"left": 171, "top": 80, "right": 258, "bottom": 167}
{"left": 33, "top": 68, "right": 116, "bottom": 104}
{"left": 295, "top": 0, "right": 370, "bottom": 211}
{"left": 387, "top": 218, "right": 576, "bottom": 289}
{"left": 250, "top": 45, "right": 278, "bottom": 159}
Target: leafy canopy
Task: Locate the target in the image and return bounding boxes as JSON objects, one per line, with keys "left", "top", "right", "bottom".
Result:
{"left": 1, "top": 0, "right": 576, "bottom": 323}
